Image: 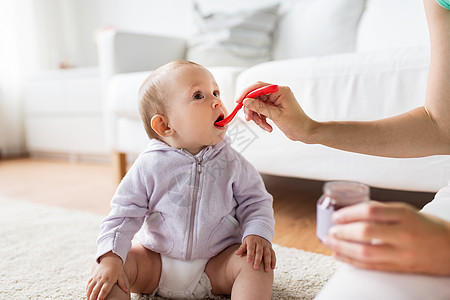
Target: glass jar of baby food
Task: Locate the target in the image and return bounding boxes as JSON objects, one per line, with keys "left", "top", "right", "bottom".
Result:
{"left": 316, "top": 181, "right": 370, "bottom": 241}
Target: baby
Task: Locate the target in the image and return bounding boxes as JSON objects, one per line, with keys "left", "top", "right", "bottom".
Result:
{"left": 86, "top": 60, "right": 276, "bottom": 300}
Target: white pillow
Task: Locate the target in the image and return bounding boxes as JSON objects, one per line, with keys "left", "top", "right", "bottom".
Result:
{"left": 273, "top": 0, "right": 366, "bottom": 60}
{"left": 356, "top": 0, "right": 430, "bottom": 52}
{"left": 186, "top": 0, "right": 280, "bottom": 67}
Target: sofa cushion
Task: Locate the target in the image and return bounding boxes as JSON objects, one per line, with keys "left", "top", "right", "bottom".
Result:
{"left": 356, "top": 0, "right": 429, "bottom": 52}
{"left": 234, "top": 121, "right": 450, "bottom": 192}
{"left": 107, "top": 71, "right": 149, "bottom": 118}
{"left": 186, "top": 0, "right": 280, "bottom": 67}
{"left": 236, "top": 47, "right": 430, "bottom": 121}
{"left": 116, "top": 117, "right": 149, "bottom": 153}
{"left": 273, "top": 0, "right": 366, "bottom": 60}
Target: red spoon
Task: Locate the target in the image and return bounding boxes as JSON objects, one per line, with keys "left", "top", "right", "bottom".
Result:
{"left": 215, "top": 84, "right": 279, "bottom": 126}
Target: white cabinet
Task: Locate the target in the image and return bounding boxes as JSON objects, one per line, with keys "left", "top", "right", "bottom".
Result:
{"left": 24, "top": 67, "right": 107, "bottom": 156}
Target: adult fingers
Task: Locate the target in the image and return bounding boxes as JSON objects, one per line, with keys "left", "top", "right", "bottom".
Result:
{"left": 244, "top": 107, "right": 273, "bottom": 132}
{"left": 244, "top": 107, "right": 263, "bottom": 126}
{"left": 324, "top": 236, "right": 396, "bottom": 264}
{"left": 332, "top": 201, "right": 416, "bottom": 224}
{"left": 243, "top": 98, "right": 281, "bottom": 123}
{"left": 259, "top": 114, "right": 273, "bottom": 132}
{"left": 244, "top": 106, "right": 254, "bottom": 121}
{"left": 236, "top": 82, "right": 271, "bottom": 103}
{"left": 329, "top": 221, "right": 401, "bottom": 245}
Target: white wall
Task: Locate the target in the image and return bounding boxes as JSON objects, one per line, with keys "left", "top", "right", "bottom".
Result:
{"left": 34, "top": 0, "right": 195, "bottom": 69}
{"left": 30, "top": 0, "right": 101, "bottom": 69}
{"left": 98, "top": 0, "right": 195, "bottom": 38}
{"left": 0, "top": 0, "right": 38, "bottom": 156}
{"left": 59, "top": 0, "right": 101, "bottom": 68}
{"left": 0, "top": 0, "right": 196, "bottom": 156}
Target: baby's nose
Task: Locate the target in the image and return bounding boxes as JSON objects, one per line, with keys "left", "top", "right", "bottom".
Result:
{"left": 212, "top": 99, "right": 222, "bottom": 108}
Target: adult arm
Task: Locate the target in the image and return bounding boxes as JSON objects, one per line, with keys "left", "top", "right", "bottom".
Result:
{"left": 317, "top": 1, "right": 450, "bottom": 275}
{"left": 240, "top": 0, "right": 450, "bottom": 158}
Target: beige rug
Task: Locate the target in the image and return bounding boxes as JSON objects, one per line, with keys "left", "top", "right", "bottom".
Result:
{"left": 0, "top": 197, "right": 339, "bottom": 299}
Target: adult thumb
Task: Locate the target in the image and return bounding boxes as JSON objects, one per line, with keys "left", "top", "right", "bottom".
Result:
{"left": 243, "top": 98, "right": 274, "bottom": 119}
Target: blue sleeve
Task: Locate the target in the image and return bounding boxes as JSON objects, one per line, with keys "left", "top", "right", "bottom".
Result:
{"left": 436, "top": 0, "right": 450, "bottom": 10}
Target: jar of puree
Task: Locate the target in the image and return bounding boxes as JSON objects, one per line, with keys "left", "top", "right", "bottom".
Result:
{"left": 316, "top": 181, "right": 370, "bottom": 241}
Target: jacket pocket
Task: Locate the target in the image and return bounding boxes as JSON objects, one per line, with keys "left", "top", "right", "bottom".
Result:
{"left": 143, "top": 212, "right": 174, "bottom": 254}
{"left": 207, "top": 214, "right": 242, "bottom": 256}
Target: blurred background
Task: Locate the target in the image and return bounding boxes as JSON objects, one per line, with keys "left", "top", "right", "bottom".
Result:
{"left": 0, "top": 0, "right": 195, "bottom": 159}
{"left": 0, "top": 0, "right": 437, "bottom": 258}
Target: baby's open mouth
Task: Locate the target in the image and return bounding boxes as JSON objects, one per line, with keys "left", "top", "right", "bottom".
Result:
{"left": 215, "top": 114, "right": 224, "bottom": 124}
{"left": 214, "top": 114, "right": 226, "bottom": 129}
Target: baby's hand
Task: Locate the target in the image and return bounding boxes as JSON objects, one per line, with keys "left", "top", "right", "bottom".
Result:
{"left": 86, "top": 252, "right": 129, "bottom": 300}
{"left": 235, "top": 235, "right": 276, "bottom": 272}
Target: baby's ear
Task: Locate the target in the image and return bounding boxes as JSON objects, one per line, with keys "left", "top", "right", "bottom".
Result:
{"left": 151, "top": 114, "right": 173, "bottom": 137}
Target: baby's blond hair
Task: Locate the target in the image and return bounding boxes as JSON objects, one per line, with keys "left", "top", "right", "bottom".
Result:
{"left": 138, "top": 60, "right": 202, "bottom": 140}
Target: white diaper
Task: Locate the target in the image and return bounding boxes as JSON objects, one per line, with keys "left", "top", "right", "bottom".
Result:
{"left": 152, "top": 255, "right": 217, "bottom": 299}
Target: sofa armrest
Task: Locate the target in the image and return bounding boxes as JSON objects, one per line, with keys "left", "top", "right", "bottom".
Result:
{"left": 97, "top": 30, "right": 187, "bottom": 79}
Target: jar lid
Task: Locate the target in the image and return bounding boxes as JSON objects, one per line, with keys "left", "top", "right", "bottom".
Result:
{"left": 323, "top": 181, "right": 369, "bottom": 205}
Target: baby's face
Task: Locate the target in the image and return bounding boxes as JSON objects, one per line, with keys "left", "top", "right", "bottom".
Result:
{"left": 164, "top": 65, "right": 228, "bottom": 154}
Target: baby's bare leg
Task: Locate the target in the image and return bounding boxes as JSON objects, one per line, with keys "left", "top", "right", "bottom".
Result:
{"left": 205, "top": 244, "right": 273, "bottom": 300}
{"left": 102, "top": 243, "right": 161, "bottom": 300}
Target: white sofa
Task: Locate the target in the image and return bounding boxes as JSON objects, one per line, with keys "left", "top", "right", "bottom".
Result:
{"left": 98, "top": 0, "right": 450, "bottom": 192}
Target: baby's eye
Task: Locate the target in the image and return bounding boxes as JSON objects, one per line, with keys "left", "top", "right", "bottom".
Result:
{"left": 213, "top": 91, "right": 220, "bottom": 98}
{"left": 193, "top": 92, "right": 204, "bottom": 100}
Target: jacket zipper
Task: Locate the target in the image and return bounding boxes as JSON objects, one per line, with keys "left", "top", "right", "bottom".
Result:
{"left": 186, "top": 155, "right": 203, "bottom": 260}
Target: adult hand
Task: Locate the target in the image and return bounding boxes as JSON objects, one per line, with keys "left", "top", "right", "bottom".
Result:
{"left": 86, "top": 252, "right": 129, "bottom": 300}
{"left": 323, "top": 201, "right": 450, "bottom": 275}
{"left": 237, "top": 82, "right": 317, "bottom": 142}
{"left": 235, "top": 234, "right": 276, "bottom": 272}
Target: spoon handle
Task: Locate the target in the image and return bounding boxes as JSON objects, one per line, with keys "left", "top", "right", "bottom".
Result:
{"left": 215, "top": 84, "right": 279, "bottom": 126}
